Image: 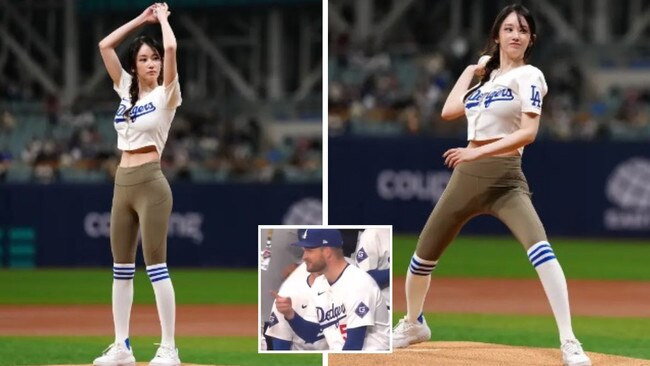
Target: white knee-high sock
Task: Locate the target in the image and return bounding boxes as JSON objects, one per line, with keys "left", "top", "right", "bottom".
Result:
{"left": 527, "top": 241, "right": 576, "bottom": 342}
{"left": 405, "top": 253, "right": 437, "bottom": 324}
{"left": 112, "top": 263, "right": 135, "bottom": 347}
{"left": 147, "top": 263, "right": 176, "bottom": 348}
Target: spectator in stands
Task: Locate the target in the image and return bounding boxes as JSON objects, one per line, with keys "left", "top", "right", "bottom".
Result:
{"left": 0, "top": 146, "right": 12, "bottom": 182}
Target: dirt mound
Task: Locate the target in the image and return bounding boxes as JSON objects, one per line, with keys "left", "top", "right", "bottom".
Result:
{"left": 392, "top": 278, "right": 650, "bottom": 317}
{"left": 329, "top": 342, "right": 650, "bottom": 366}
{"left": 0, "top": 304, "right": 256, "bottom": 336}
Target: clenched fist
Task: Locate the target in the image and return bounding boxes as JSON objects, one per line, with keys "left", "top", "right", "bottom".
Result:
{"left": 271, "top": 290, "right": 295, "bottom": 320}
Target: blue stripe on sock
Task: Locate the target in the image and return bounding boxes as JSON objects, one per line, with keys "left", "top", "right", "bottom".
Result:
{"left": 148, "top": 272, "right": 169, "bottom": 280}
{"left": 529, "top": 248, "right": 555, "bottom": 263}
{"left": 114, "top": 275, "right": 134, "bottom": 280}
{"left": 532, "top": 255, "right": 556, "bottom": 268}
{"left": 409, "top": 263, "right": 432, "bottom": 272}
{"left": 113, "top": 269, "right": 135, "bottom": 273}
{"left": 528, "top": 243, "right": 551, "bottom": 258}
{"left": 150, "top": 275, "right": 170, "bottom": 282}
{"left": 146, "top": 267, "right": 168, "bottom": 274}
{"left": 147, "top": 269, "right": 168, "bottom": 277}
{"left": 409, "top": 268, "right": 431, "bottom": 276}
{"left": 411, "top": 258, "right": 436, "bottom": 269}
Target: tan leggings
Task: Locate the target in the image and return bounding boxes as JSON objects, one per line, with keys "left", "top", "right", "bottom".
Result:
{"left": 416, "top": 156, "right": 547, "bottom": 261}
{"left": 110, "top": 161, "right": 173, "bottom": 265}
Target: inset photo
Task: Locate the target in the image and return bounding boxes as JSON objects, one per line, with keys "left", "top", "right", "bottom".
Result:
{"left": 258, "top": 226, "right": 392, "bottom": 353}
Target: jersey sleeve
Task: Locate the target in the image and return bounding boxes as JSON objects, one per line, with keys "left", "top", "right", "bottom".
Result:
{"left": 264, "top": 303, "right": 293, "bottom": 341}
{"left": 265, "top": 275, "right": 299, "bottom": 342}
{"left": 344, "top": 279, "right": 379, "bottom": 329}
{"left": 163, "top": 73, "right": 182, "bottom": 109}
{"left": 518, "top": 66, "right": 547, "bottom": 115}
{"left": 355, "top": 230, "right": 380, "bottom": 271}
{"left": 113, "top": 69, "right": 132, "bottom": 99}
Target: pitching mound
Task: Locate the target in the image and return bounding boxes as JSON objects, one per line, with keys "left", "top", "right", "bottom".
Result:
{"left": 329, "top": 342, "right": 650, "bottom": 366}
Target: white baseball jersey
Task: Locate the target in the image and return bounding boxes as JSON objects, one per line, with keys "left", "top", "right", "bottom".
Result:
{"left": 311, "top": 264, "right": 390, "bottom": 351}
{"left": 265, "top": 263, "right": 328, "bottom": 350}
{"left": 463, "top": 64, "right": 547, "bottom": 154}
{"left": 354, "top": 228, "right": 391, "bottom": 308}
{"left": 113, "top": 69, "right": 182, "bottom": 155}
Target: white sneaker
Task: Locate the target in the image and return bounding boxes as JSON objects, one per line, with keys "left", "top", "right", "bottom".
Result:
{"left": 561, "top": 339, "right": 592, "bottom": 366}
{"left": 149, "top": 344, "right": 181, "bottom": 366}
{"left": 93, "top": 340, "right": 135, "bottom": 366}
{"left": 392, "top": 315, "right": 431, "bottom": 348}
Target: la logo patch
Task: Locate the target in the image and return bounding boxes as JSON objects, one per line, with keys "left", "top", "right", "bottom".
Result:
{"left": 530, "top": 85, "right": 542, "bottom": 108}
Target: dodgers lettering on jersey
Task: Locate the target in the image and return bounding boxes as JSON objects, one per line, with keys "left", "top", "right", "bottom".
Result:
{"left": 317, "top": 303, "right": 346, "bottom": 327}
{"left": 112, "top": 69, "right": 182, "bottom": 154}
{"left": 115, "top": 101, "right": 157, "bottom": 123}
{"left": 465, "top": 87, "right": 514, "bottom": 109}
{"left": 463, "top": 64, "right": 547, "bottom": 154}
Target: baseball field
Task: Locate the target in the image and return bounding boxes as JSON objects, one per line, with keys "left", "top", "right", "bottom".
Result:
{"left": 2, "top": 236, "right": 649, "bottom": 366}
{"left": 0, "top": 269, "right": 321, "bottom": 366}
{"left": 334, "top": 235, "right": 650, "bottom": 366}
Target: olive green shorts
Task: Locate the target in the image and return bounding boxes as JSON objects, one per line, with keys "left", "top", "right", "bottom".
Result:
{"left": 110, "top": 161, "right": 173, "bottom": 265}
{"left": 416, "top": 156, "right": 547, "bottom": 261}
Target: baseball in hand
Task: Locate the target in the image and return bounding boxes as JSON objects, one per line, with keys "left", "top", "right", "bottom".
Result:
{"left": 477, "top": 55, "right": 491, "bottom": 68}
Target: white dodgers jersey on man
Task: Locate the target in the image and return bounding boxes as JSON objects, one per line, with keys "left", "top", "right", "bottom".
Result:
{"left": 353, "top": 228, "right": 391, "bottom": 308}
{"left": 311, "top": 265, "right": 390, "bottom": 351}
{"left": 265, "top": 263, "right": 328, "bottom": 350}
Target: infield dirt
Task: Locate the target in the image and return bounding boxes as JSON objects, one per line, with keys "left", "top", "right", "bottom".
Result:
{"left": 330, "top": 341, "right": 650, "bottom": 366}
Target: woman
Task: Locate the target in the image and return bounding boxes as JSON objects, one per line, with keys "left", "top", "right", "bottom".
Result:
{"left": 392, "top": 5, "right": 591, "bottom": 366}
{"left": 93, "top": 3, "right": 181, "bottom": 366}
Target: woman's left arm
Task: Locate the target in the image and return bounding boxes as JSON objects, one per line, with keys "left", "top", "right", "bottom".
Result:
{"left": 443, "top": 112, "right": 540, "bottom": 168}
{"left": 155, "top": 3, "right": 177, "bottom": 87}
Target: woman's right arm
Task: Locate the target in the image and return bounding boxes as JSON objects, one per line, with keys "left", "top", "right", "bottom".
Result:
{"left": 440, "top": 65, "right": 481, "bottom": 121}
{"left": 98, "top": 5, "right": 157, "bottom": 85}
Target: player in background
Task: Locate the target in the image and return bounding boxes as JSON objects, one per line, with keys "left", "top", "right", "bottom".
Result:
{"left": 353, "top": 228, "right": 390, "bottom": 308}
{"left": 259, "top": 229, "right": 303, "bottom": 350}
{"left": 391, "top": 5, "right": 591, "bottom": 366}
{"left": 274, "top": 229, "right": 390, "bottom": 351}
{"left": 265, "top": 262, "right": 328, "bottom": 351}
{"left": 94, "top": 3, "right": 182, "bottom": 366}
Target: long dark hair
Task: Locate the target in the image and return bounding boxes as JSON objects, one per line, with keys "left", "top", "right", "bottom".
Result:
{"left": 123, "top": 36, "right": 164, "bottom": 121}
{"left": 466, "top": 4, "right": 537, "bottom": 100}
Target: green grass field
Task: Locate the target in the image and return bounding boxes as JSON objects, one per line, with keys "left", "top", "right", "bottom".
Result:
{"left": 393, "top": 235, "right": 650, "bottom": 280}
{"left": 0, "top": 269, "right": 319, "bottom": 365}
{"left": 0, "top": 336, "right": 320, "bottom": 366}
{"left": 392, "top": 235, "right": 650, "bottom": 360}
{"left": 0, "top": 269, "right": 256, "bottom": 304}
{"left": 0, "top": 235, "right": 649, "bottom": 364}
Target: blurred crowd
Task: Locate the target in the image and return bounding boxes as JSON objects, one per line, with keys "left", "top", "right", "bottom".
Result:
{"left": 0, "top": 89, "right": 321, "bottom": 184}
{"left": 328, "top": 36, "right": 650, "bottom": 141}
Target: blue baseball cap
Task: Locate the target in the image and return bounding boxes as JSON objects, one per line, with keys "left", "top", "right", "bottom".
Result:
{"left": 292, "top": 229, "right": 343, "bottom": 248}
